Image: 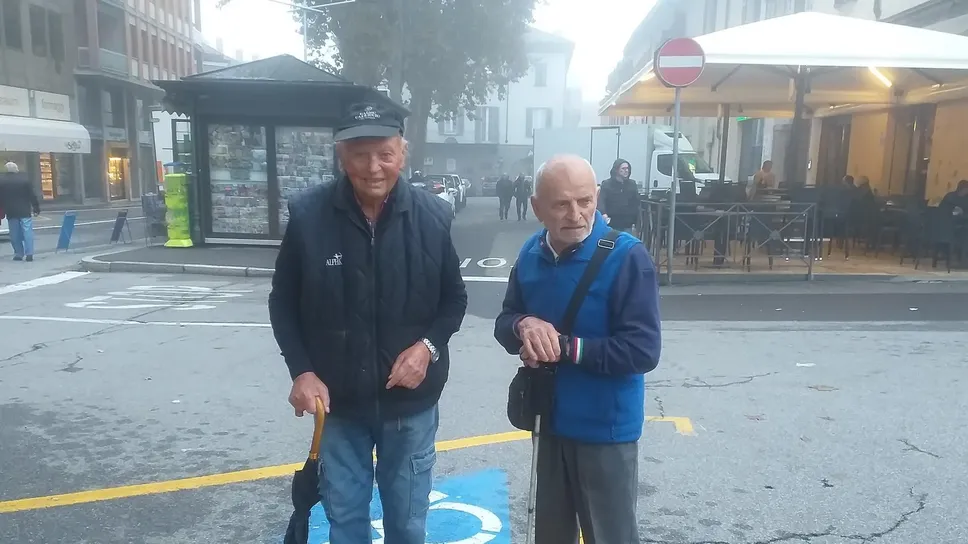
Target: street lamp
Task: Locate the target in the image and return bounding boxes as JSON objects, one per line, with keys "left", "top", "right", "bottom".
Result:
{"left": 259, "top": 0, "right": 358, "bottom": 61}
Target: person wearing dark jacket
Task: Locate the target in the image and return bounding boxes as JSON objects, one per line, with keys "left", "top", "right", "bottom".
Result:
{"left": 494, "top": 155, "right": 660, "bottom": 544}
{"left": 597, "top": 158, "right": 640, "bottom": 233}
{"left": 496, "top": 173, "right": 514, "bottom": 220}
{"left": 512, "top": 174, "right": 532, "bottom": 220}
{"left": 0, "top": 161, "right": 40, "bottom": 261}
{"left": 268, "top": 100, "right": 468, "bottom": 544}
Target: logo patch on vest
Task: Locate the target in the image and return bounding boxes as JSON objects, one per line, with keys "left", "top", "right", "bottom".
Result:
{"left": 325, "top": 252, "right": 342, "bottom": 267}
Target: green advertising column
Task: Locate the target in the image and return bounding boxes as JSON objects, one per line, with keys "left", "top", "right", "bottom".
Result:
{"left": 163, "top": 173, "right": 194, "bottom": 248}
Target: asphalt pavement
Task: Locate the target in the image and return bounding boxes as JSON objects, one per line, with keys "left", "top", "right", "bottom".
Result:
{"left": 1, "top": 198, "right": 967, "bottom": 543}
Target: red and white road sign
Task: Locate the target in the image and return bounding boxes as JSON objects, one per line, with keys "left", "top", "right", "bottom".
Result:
{"left": 654, "top": 38, "right": 706, "bottom": 88}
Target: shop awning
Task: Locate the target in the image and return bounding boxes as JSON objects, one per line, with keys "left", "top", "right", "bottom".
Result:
{"left": 0, "top": 115, "right": 91, "bottom": 154}
{"left": 600, "top": 11, "right": 968, "bottom": 118}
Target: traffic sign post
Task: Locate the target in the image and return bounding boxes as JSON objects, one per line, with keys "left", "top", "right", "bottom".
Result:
{"left": 654, "top": 37, "right": 705, "bottom": 285}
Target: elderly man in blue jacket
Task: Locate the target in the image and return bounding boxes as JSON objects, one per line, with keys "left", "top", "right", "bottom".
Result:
{"left": 494, "top": 154, "right": 661, "bottom": 544}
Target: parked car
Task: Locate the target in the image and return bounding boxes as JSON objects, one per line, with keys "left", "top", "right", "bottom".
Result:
{"left": 426, "top": 175, "right": 457, "bottom": 218}
{"left": 448, "top": 174, "right": 467, "bottom": 210}
{"left": 0, "top": 212, "right": 7, "bottom": 240}
{"left": 480, "top": 176, "right": 499, "bottom": 197}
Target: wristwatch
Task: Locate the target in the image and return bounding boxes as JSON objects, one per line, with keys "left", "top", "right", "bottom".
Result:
{"left": 421, "top": 338, "right": 439, "bottom": 363}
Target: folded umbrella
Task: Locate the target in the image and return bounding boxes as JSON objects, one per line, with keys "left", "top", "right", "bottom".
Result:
{"left": 283, "top": 397, "right": 327, "bottom": 544}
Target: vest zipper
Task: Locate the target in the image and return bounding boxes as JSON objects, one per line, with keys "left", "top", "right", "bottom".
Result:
{"left": 370, "top": 223, "right": 380, "bottom": 419}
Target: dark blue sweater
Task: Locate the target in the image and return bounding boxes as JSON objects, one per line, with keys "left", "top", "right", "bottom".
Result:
{"left": 494, "top": 214, "right": 661, "bottom": 443}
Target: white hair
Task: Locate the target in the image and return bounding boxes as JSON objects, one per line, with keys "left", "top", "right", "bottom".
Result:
{"left": 534, "top": 155, "right": 595, "bottom": 193}
{"left": 4, "top": 161, "right": 18, "bottom": 173}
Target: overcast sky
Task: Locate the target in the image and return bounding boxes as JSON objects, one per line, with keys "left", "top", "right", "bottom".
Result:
{"left": 201, "top": 0, "right": 656, "bottom": 100}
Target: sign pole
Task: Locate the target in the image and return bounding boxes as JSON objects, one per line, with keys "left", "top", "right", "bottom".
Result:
{"left": 666, "top": 87, "right": 681, "bottom": 285}
{"left": 653, "top": 36, "right": 705, "bottom": 285}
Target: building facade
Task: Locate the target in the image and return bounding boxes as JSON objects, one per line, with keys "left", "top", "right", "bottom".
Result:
{"left": 0, "top": 0, "right": 88, "bottom": 204}
{"left": 2, "top": 0, "right": 204, "bottom": 206}
{"left": 74, "top": 0, "right": 202, "bottom": 204}
{"left": 421, "top": 28, "right": 577, "bottom": 182}
{"left": 605, "top": 0, "right": 968, "bottom": 186}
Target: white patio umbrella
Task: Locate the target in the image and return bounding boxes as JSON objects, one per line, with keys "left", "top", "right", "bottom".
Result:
{"left": 601, "top": 11, "right": 968, "bottom": 184}
{"left": 601, "top": 11, "right": 968, "bottom": 120}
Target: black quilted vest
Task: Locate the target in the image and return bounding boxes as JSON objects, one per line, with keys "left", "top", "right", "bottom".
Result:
{"left": 287, "top": 177, "right": 453, "bottom": 420}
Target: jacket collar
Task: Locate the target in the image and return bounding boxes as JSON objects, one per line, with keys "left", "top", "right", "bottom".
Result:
{"left": 531, "top": 212, "right": 610, "bottom": 263}
{"left": 332, "top": 175, "right": 411, "bottom": 216}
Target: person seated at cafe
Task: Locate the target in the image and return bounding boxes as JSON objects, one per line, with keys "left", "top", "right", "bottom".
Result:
{"left": 939, "top": 179, "right": 968, "bottom": 216}
{"left": 753, "top": 160, "right": 777, "bottom": 190}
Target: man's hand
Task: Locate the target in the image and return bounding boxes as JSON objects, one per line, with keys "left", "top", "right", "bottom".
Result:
{"left": 516, "top": 316, "right": 561, "bottom": 363}
{"left": 289, "top": 372, "right": 330, "bottom": 417}
{"left": 519, "top": 346, "right": 541, "bottom": 368}
{"left": 386, "top": 342, "right": 431, "bottom": 390}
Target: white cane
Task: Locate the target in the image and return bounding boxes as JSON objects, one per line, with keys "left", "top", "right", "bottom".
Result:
{"left": 525, "top": 414, "right": 541, "bottom": 544}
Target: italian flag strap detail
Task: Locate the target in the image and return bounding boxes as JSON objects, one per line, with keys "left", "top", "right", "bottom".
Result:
{"left": 572, "top": 337, "right": 583, "bottom": 365}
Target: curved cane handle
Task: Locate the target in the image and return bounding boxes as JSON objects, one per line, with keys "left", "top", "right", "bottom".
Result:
{"left": 308, "top": 397, "right": 326, "bottom": 461}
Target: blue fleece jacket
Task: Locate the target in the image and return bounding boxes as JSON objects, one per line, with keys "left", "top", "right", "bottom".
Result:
{"left": 494, "top": 213, "right": 661, "bottom": 443}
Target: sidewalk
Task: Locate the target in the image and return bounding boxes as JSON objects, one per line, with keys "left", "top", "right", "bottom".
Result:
{"left": 81, "top": 245, "right": 278, "bottom": 276}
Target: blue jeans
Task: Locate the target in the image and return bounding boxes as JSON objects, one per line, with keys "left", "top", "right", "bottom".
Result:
{"left": 8, "top": 217, "right": 35, "bottom": 257}
{"left": 319, "top": 405, "right": 439, "bottom": 544}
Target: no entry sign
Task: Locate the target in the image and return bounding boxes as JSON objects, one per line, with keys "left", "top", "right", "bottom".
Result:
{"left": 654, "top": 38, "right": 706, "bottom": 88}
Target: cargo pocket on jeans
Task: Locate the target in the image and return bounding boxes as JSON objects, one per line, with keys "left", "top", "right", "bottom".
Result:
{"left": 409, "top": 444, "right": 437, "bottom": 517}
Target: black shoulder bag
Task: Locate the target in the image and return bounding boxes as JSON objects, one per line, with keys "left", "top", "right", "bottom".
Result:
{"left": 506, "top": 229, "right": 620, "bottom": 433}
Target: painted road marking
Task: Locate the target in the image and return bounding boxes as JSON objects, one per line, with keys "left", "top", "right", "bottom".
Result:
{"left": 0, "top": 420, "right": 692, "bottom": 514}
{"left": 309, "top": 469, "right": 509, "bottom": 544}
{"left": 477, "top": 258, "right": 508, "bottom": 268}
{"left": 0, "top": 271, "right": 89, "bottom": 296}
{"left": 0, "top": 315, "right": 272, "bottom": 327}
{"left": 462, "top": 276, "right": 510, "bottom": 283}
{"left": 64, "top": 285, "right": 252, "bottom": 311}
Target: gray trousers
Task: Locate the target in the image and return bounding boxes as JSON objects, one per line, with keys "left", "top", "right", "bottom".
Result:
{"left": 534, "top": 434, "right": 640, "bottom": 544}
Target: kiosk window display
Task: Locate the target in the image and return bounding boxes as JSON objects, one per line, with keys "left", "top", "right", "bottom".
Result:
{"left": 275, "top": 126, "right": 335, "bottom": 231}
{"left": 208, "top": 124, "right": 270, "bottom": 235}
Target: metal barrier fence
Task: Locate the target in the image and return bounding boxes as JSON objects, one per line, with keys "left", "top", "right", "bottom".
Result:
{"left": 638, "top": 200, "right": 819, "bottom": 281}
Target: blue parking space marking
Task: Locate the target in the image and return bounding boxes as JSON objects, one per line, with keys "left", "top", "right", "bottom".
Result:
{"left": 307, "top": 468, "right": 511, "bottom": 543}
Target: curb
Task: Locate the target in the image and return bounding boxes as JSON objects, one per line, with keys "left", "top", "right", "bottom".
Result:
{"left": 80, "top": 254, "right": 274, "bottom": 278}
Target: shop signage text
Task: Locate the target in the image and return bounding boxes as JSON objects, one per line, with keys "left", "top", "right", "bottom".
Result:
{"left": 0, "top": 85, "right": 30, "bottom": 117}
{"left": 105, "top": 127, "right": 128, "bottom": 142}
{"left": 33, "top": 90, "right": 72, "bottom": 121}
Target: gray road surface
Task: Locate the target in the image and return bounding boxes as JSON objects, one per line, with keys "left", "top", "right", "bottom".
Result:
{"left": 1, "top": 268, "right": 967, "bottom": 543}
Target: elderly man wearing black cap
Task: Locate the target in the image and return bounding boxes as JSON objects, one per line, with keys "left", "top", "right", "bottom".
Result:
{"left": 268, "top": 99, "right": 468, "bottom": 544}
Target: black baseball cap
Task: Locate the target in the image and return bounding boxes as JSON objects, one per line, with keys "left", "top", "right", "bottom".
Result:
{"left": 334, "top": 101, "right": 406, "bottom": 142}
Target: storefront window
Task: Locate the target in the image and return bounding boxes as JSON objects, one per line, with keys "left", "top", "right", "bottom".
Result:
{"left": 54, "top": 155, "right": 75, "bottom": 199}
{"left": 208, "top": 124, "right": 269, "bottom": 235}
{"left": 108, "top": 149, "right": 129, "bottom": 200}
{"left": 275, "top": 126, "right": 335, "bottom": 231}
{"left": 39, "top": 153, "right": 55, "bottom": 200}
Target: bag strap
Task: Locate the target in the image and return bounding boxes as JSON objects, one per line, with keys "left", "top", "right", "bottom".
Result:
{"left": 560, "top": 229, "right": 620, "bottom": 335}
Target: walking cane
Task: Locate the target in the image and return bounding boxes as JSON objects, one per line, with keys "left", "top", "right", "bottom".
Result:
{"left": 525, "top": 413, "right": 542, "bottom": 544}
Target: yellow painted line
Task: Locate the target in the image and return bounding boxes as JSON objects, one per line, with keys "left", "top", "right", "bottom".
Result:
{"left": 0, "top": 421, "right": 690, "bottom": 514}
{"left": 647, "top": 416, "right": 696, "bottom": 436}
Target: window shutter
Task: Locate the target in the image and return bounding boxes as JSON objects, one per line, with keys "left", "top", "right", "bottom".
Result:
{"left": 488, "top": 107, "right": 500, "bottom": 143}
{"left": 474, "top": 107, "right": 485, "bottom": 143}
{"left": 438, "top": 121, "right": 445, "bottom": 136}
{"left": 544, "top": 108, "right": 553, "bottom": 129}
{"left": 526, "top": 108, "right": 534, "bottom": 138}
{"left": 457, "top": 114, "right": 465, "bottom": 136}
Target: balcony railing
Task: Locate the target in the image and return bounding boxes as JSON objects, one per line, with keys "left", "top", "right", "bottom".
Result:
{"left": 77, "top": 47, "right": 130, "bottom": 77}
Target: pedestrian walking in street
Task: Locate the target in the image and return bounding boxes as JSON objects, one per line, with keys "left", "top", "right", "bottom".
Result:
{"left": 514, "top": 174, "right": 533, "bottom": 221}
{"left": 0, "top": 161, "right": 40, "bottom": 262}
{"left": 268, "top": 99, "right": 468, "bottom": 544}
{"left": 496, "top": 173, "right": 514, "bottom": 220}
{"left": 597, "top": 158, "right": 640, "bottom": 234}
{"left": 494, "top": 154, "right": 661, "bottom": 544}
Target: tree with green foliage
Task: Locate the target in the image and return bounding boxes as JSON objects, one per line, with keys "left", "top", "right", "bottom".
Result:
{"left": 217, "top": 0, "right": 537, "bottom": 168}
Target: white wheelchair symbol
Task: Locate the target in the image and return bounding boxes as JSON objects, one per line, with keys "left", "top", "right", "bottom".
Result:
{"left": 324, "top": 490, "right": 502, "bottom": 544}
